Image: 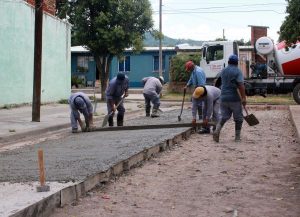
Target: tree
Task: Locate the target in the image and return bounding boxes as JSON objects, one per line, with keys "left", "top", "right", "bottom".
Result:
{"left": 279, "top": 0, "right": 300, "bottom": 45}
{"left": 57, "top": 0, "right": 153, "bottom": 99}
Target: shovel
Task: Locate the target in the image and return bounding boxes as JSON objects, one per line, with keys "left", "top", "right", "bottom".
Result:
{"left": 102, "top": 96, "right": 125, "bottom": 127}
{"left": 178, "top": 88, "right": 186, "bottom": 121}
{"left": 243, "top": 105, "right": 259, "bottom": 126}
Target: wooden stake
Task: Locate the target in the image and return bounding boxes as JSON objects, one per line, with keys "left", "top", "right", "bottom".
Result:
{"left": 38, "top": 149, "right": 45, "bottom": 186}
{"left": 37, "top": 148, "right": 50, "bottom": 192}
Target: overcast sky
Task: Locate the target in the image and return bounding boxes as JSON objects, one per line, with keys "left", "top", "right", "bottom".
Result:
{"left": 149, "top": 0, "right": 287, "bottom": 42}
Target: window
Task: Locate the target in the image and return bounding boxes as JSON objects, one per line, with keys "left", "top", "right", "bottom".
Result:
{"left": 118, "top": 56, "right": 130, "bottom": 72}
{"left": 206, "top": 45, "right": 223, "bottom": 62}
{"left": 153, "top": 55, "right": 165, "bottom": 71}
{"left": 77, "top": 56, "right": 93, "bottom": 73}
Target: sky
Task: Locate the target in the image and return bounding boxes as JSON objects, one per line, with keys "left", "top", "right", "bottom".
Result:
{"left": 149, "top": 0, "right": 288, "bottom": 42}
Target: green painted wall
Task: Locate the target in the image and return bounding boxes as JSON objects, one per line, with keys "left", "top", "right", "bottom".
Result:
{"left": 0, "top": 1, "right": 71, "bottom": 106}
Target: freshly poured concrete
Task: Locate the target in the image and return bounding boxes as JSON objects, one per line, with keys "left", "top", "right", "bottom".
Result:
{"left": 0, "top": 109, "right": 191, "bottom": 183}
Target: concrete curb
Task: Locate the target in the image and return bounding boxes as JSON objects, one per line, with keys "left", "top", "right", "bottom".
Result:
{"left": 10, "top": 127, "right": 194, "bottom": 217}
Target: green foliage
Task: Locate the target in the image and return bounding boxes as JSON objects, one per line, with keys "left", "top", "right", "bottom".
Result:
{"left": 279, "top": 0, "right": 300, "bottom": 44}
{"left": 57, "top": 0, "right": 153, "bottom": 99}
{"left": 58, "top": 99, "right": 69, "bottom": 104}
{"left": 169, "top": 54, "right": 201, "bottom": 82}
{"left": 71, "top": 76, "right": 84, "bottom": 87}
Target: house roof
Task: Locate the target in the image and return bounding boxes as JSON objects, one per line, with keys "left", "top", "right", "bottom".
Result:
{"left": 71, "top": 46, "right": 90, "bottom": 53}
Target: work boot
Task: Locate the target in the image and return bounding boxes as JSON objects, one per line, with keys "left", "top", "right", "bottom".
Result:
{"left": 151, "top": 108, "right": 160, "bottom": 118}
{"left": 235, "top": 130, "right": 241, "bottom": 142}
{"left": 197, "top": 127, "right": 210, "bottom": 134}
{"left": 108, "top": 116, "right": 114, "bottom": 127}
{"left": 235, "top": 121, "right": 243, "bottom": 142}
{"left": 145, "top": 107, "right": 151, "bottom": 117}
{"left": 213, "top": 123, "right": 223, "bottom": 142}
{"left": 117, "top": 114, "right": 124, "bottom": 126}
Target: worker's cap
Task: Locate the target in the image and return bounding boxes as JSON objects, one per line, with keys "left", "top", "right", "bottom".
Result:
{"left": 185, "top": 61, "right": 194, "bottom": 72}
{"left": 158, "top": 76, "right": 165, "bottom": 84}
{"left": 117, "top": 72, "right": 126, "bottom": 81}
{"left": 74, "top": 97, "right": 86, "bottom": 110}
{"left": 192, "top": 87, "right": 205, "bottom": 99}
{"left": 228, "top": 54, "right": 239, "bottom": 64}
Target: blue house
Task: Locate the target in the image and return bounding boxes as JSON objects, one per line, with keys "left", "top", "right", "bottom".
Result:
{"left": 71, "top": 46, "right": 177, "bottom": 88}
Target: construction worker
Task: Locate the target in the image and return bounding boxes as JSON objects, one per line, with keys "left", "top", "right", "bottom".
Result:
{"left": 213, "top": 54, "right": 247, "bottom": 142}
{"left": 184, "top": 60, "right": 206, "bottom": 120}
{"left": 68, "top": 92, "right": 94, "bottom": 133}
{"left": 142, "top": 76, "right": 165, "bottom": 117}
{"left": 105, "top": 72, "right": 129, "bottom": 126}
{"left": 192, "top": 85, "right": 221, "bottom": 134}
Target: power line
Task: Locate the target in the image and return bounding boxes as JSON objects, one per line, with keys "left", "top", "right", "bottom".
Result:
{"left": 155, "top": 9, "right": 285, "bottom": 15}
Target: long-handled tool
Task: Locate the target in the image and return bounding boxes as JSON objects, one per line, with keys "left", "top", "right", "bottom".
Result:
{"left": 243, "top": 105, "right": 259, "bottom": 126}
{"left": 102, "top": 96, "right": 125, "bottom": 127}
{"left": 178, "top": 88, "right": 186, "bottom": 121}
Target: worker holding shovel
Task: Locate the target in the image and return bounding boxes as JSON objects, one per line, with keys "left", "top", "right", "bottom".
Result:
{"left": 68, "top": 92, "right": 94, "bottom": 133}
{"left": 142, "top": 76, "right": 165, "bottom": 117}
{"left": 213, "top": 54, "right": 247, "bottom": 142}
{"left": 192, "top": 85, "right": 221, "bottom": 134}
{"left": 105, "top": 72, "right": 129, "bottom": 126}
{"left": 184, "top": 61, "right": 206, "bottom": 119}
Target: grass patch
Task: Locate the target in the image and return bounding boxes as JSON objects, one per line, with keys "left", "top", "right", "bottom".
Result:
{"left": 162, "top": 92, "right": 296, "bottom": 105}
{"left": 58, "top": 99, "right": 69, "bottom": 104}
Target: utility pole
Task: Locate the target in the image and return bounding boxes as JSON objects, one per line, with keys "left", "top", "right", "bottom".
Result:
{"left": 32, "top": 0, "right": 43, "bottom": 122}
{"left": 159, "top": 0, "right": 163, "bottom": 77}
{"left": 223, "top": 29, "right": 225, "bottom": 40}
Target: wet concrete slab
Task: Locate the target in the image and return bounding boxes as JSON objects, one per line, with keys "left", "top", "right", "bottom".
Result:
{"left": 0, "top": 109, "right": 192, "bottom": 183}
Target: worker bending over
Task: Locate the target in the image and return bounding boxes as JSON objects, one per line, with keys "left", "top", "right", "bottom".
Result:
{"left": 142, "top": 76, "right": 165, "bottom": 117}
{"left": 68, "top": 92, "right": 94, "bottom": 133}
{"left": 105, "top": 72, "right": 129, "bottom": 126}
{"left": 192, "top": 85, "right": 221, "bottom": 134}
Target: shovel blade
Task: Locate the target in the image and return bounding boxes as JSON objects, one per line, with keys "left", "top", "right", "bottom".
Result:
{"left": 244, "top": 113, "right": 259, "bottom": 126}
{"left": 178, "top": 115, "right": 181, "bottom": 122}
{"left": 102, "top": 115, "right": 109, "bottom": 127}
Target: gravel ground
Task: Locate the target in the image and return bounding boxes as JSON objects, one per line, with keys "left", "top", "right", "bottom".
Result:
{"left": 51, "top": 109, "right": 300, "bottom": 217}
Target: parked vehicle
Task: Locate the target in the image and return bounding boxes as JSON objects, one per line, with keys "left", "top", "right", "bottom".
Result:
{"left": 200, "top": 37, "right": 300, "bottom": 104}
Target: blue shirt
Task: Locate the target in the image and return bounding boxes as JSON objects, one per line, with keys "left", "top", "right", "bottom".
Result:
{"left": 220, "top": 65, "right": 244, "bottom": 102}
{"left": 105, "top": 76, "right": 129, "bottom": 100}
{"left": 187, "top": 65, "right": 206, "bottom": 87}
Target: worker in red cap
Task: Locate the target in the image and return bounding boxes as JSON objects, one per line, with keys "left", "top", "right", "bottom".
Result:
{"left": 184, "top": 60, "right": 206, "bottom": 121}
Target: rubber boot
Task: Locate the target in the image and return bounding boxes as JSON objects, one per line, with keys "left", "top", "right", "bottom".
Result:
{"left": 145, "top": 107, "right": 151, "bottom": 117}
{"left": 198, "top": 127, "right": 210, "bottom": 134}
{"left": 151, "top": 108, "right": 160, "bottom": 118}
{"left": 235, "top": 121, "right": 243, "bottom": 142}
{"left": 235, "top": 130, "right": 241, "bottom": 142}
{"left": 213, "top": 122, "right": 224, "bottom": 142}
{"left": 108, "top": 116, "right": 114, "bottom": 127}
{"left": 117, "top": 114, "right": 124, "bottom": 126}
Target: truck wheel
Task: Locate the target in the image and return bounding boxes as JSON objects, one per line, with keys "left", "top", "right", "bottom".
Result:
{"left": 293, "top": 83, "right": 300, "bottom": 104}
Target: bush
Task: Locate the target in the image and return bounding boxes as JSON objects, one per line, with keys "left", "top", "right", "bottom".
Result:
{"left": 169, "top": 54, "right": 201, "bottom": 82}
{"left": 71, "top": 76, "right": 85, "bottom": 88}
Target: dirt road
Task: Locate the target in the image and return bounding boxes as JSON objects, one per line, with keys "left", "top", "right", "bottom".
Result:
{"left": 51, "top": 109, "right": 300, "bottom": 217}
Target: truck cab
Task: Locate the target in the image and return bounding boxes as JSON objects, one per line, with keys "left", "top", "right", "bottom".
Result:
{"left": 200, "top": 41, "right": 239, "bottom": 84}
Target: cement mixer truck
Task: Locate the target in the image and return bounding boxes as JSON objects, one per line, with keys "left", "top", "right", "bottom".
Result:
{"left": 200, "top": 37, "right": 300, "bottom": 104}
